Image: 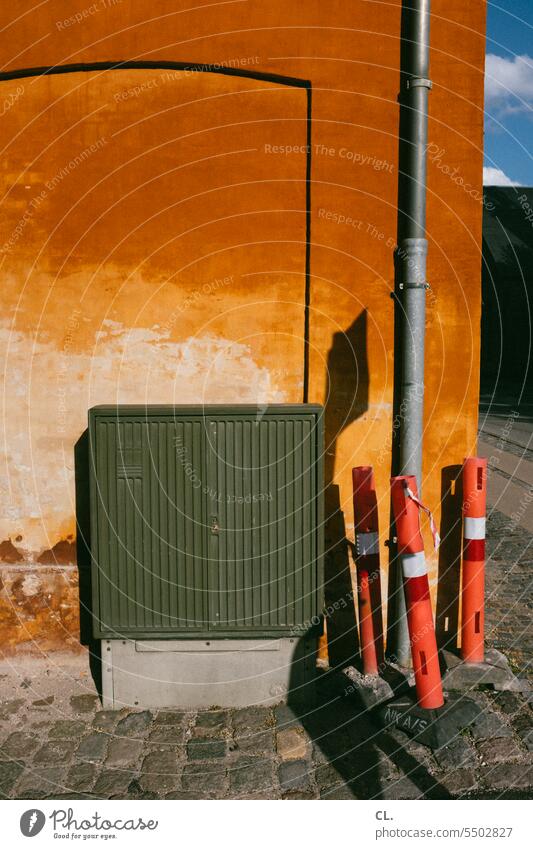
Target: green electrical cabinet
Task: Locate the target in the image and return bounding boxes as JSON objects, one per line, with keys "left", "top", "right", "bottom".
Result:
{"left": 89, "top": 405, "right": 324, "bottom": 640}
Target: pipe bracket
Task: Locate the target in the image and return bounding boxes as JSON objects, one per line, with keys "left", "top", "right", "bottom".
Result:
{"left": 406, "top": 77, "right": 432, "bottom": 90}
{"left": 398, "top": 237, "right": 428, "bottom": 290}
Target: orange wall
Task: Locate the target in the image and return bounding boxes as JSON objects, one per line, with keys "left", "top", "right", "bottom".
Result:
{"left": 0, "top": 1, "right": 486, "bottom": 653}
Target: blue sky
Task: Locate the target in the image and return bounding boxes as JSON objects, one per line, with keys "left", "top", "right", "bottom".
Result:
{"left": 483, "top": 0, "right": 533, "bottom": 185}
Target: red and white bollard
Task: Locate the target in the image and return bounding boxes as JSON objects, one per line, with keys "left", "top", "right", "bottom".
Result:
{"left": 390, "top": 475, "right": 444, "bottom": 710}
{"left": 352, "top": 466, "right": 384, "bottom": 676}
{"left": 380, "top": 475, "right": 485, "bottom": 747}
{"left": 440, "top": 455, "right": 522, "bottom": 694}
{"left": 461, "top": 457, "right": 487, "bottom": 664}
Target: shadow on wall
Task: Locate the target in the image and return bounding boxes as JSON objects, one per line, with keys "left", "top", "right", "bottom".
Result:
{"left": 287, "top": 308, "right": 449, "bottom": 798}
{"left": 435, "top": 465, "right": 463, "bottom": 651}
{"left": 75, "top": 430, "right": 102, "bottom": 697}
{"left": 74, "top": 310, "right": 370, "bottom": 685}
{"left": 323, "top": 310, "right": 369, "bottom": 670}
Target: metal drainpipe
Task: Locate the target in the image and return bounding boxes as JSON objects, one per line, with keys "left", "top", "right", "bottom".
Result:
{"left": 389, "top": 0, "right": 433, "bottom": 668}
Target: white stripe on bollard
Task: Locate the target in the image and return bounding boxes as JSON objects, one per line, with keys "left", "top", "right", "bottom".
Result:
{"left": 401, "top": 550, "right": 427, "bottom": 578}
{"left": 463, "top": 516, "right": 486, "bottom": 540}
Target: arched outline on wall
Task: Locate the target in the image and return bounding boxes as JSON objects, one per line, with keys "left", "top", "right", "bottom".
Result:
{"left": 0, "top": 60, "right": 313, "bottom": 401}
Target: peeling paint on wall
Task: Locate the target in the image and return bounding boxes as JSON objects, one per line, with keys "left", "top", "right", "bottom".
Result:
{"left": 0, "top": 566, "right": 82, "bottom": 656}
{"left": 0, "top": 320, "right": 289, "bottom": 560}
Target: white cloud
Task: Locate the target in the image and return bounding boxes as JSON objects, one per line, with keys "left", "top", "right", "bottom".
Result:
{"left": 483, "top": 166, "right": 517, "bottom": 186}
{"left": 485, "top": 53, "right": 533, "bottom": 114}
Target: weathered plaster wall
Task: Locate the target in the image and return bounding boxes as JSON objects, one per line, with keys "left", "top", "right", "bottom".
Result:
{"left": 0, "top": 1, "right": 486, "bottom": 655}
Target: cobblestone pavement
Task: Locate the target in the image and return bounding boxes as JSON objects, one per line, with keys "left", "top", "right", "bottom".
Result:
{"left": 0, "top": 507, "right": 531, "bottom": 801}
{"left": 486, "top": 510, "right": 532, "bottom": 681}
{"left": 0, "top": 666, "right": 531, "bottom": 800}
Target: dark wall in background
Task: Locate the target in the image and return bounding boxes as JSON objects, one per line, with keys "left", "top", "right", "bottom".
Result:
{"left": 481, "top": 187, "right": 533, "bottom": 403}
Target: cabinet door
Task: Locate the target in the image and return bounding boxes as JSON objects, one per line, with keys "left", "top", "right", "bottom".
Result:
{"left": 206, "top": 414, "right": 318, "bottom": 632}
{"left": 93, "top": 416, "right": 207, "bottom": 636}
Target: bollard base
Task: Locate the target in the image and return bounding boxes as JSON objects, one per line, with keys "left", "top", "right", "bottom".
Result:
{"left": 340, "top": 663, "right": 413, "bottom": 711}
{"left": 377, "top": 690, "right": 481, "bottom": 749}
{"left": 440, "top": 649, "right": 531, "bottom": 693}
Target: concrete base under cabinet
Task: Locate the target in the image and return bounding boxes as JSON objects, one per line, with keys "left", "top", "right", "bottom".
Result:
{"left": 101, "top": 636, "right": 317, "bottom": 709}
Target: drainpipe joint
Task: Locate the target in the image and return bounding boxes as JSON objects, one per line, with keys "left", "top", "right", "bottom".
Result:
{"left": 405, "top": 77, "right": 432, "bottom": 91}
{"left": 398, "top": 237, "right": 428, "bottom": 290}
